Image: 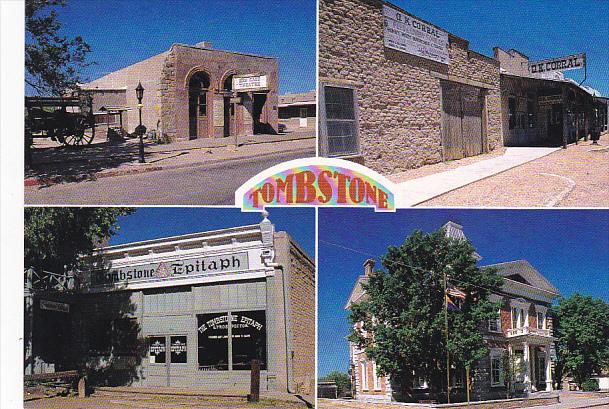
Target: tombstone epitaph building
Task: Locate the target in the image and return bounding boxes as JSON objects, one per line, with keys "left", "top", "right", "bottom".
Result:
{"left": 24, "top": 215, "right": 315, "bottom": 395}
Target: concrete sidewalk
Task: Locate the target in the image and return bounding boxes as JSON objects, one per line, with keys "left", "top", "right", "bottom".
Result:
{"left": 394, "top": 147, "right": 560, "bottom": 207}
{"left": 25, "top": 134, "right": 315, "bottom": 186}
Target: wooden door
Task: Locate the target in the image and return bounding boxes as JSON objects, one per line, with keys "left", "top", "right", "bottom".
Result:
{"left": 441, "top": 81, "right": 465, "bottom": 160}
{"left": 461, "top": 86, "right": 484, "bottom": 157}
{"left": 441, "top": 81, "right": 484, "bottom": 160}
{"left": 196, "top": 91, "right": 209, "bottom": 138}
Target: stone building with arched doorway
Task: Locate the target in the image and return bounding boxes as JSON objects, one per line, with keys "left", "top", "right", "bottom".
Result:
{"left": 80, "top": 41, "right": 279, "bottom": 141}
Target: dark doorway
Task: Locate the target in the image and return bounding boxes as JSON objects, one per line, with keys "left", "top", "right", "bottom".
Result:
{"left": 547, "top": 104, "right": 563, "bottom": 145}
{"left": 253, "top": 93, "right": 268, "bottom": 134}
{"left": 188, "top": 72, "right": 211, "bottom": 139}
{"left": 223, "top": 75, "right": 235, "bottom": 137}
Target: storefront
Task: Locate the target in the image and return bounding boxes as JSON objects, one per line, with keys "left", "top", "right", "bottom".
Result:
{"left": 80, "top": 41, "right": 279, "bottom": 141}
{"left": 318, "top": 0, "right": 502, "bottom": 174}
{"left": 495, "top": 48, "right": 603, "bottom": 146}
{"left": 26, "top": 216, "right": 315, "bottom": 394}
{"left": 278, "top": 91, "right": 316, "bottom": 132}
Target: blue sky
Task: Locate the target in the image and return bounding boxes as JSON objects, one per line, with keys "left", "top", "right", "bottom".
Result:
{"left": 109, "top": 207, "right": 315, "bottom": 258}
{"left": 318, "top": 209, "right": 609, "bottom": 377}
{"left": 389, "top": 0, "right": 609, "bottom": 96}
{"left": 49, "top": 0, "right": 316, "bottom": 95}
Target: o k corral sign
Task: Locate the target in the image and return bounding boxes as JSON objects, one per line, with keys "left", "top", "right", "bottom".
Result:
{"left": 383, "top": 4, "right": 449, "bottom": 65}
{"left": 233, "top": 75, "right": 268, "bottom": 92}
{"left": 528, "top": 53, "right": 586, "bottom": 75}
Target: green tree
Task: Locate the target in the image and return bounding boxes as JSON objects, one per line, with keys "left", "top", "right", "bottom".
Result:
{"left": 553, "top": 294, "right": 609, "bottom": 387}
{"left": 348, "top": 227, "right": 503, "bottom": 400}
{"left": 25, "top": 0, "right": 93, "bottom": 95}
{"left": 25, "top": 207, "right": 133, "bottom": 277}
{"left": 321, "top": 371, "right": 351, "bottom": 397}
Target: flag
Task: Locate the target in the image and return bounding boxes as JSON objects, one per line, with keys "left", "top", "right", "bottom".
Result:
{"left": 446, "top": 294, "right": 461, "bottom": 312}
{"left": 447, "top": 285, "right": 467, "bottom": 300}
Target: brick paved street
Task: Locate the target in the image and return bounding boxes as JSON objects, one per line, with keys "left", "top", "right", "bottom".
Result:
{"left": 391, "top": 134, "right": 609, "bottom": 208}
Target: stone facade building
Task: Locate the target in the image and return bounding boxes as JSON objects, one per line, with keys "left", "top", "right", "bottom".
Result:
{"left": 24, "top": 215, "right": 315, "bottom": 395}
{"left": 495, "top": 48, "right": 605, "bottom": 147}
{"left": 81, "top": 42, "right": 279, "bottom": 141}
{"left": 318, "top": 0, "right": 502, "bottom": 174}
{"left": 346, "top": 221, "right": 560, "bottom": 403}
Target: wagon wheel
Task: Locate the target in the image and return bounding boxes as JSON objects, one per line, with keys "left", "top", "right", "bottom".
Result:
{"left": 63, "top": 116, "right": 94, "bottom": 146}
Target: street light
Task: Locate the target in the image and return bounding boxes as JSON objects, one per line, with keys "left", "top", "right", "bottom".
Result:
{"left": 135, "top": 81, "right": 146, "bottom": 163}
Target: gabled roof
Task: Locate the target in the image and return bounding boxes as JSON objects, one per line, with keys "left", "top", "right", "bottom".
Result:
{"left": 345, "top": 275, "right": 369, "bottom": 310}
{"left": 484, "top": 259, "right": 560, "bottom": 296}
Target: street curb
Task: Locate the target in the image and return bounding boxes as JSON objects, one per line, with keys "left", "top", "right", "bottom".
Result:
{"left": 24, "top": 146, "right": 314, "bottom": 187}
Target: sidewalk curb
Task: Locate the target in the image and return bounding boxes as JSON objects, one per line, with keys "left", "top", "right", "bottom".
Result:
{"left": 25, "top": 147, "right": 314, "bottom": 187}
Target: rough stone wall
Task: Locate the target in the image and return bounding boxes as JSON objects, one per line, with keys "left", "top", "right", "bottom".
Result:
{"left": 319, "top": 0, "right": 501, "bottom": 174}
{"left": 82, "top": 52, "right": 168, "bottom": 133}
{"left": 168, "top": 44, "right": 279, "bottom": 140}
{"left": 160, "top": 48, "right": 178, "bottom": 141}
{"left": 286, "top": 236, "right": 316, "bottom": 395}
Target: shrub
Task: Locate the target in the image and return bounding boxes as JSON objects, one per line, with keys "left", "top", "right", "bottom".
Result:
{"left": 581, "top": 378, "right": 599, "bottom": 391}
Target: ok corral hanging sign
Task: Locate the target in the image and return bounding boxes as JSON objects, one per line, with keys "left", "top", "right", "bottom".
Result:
{"left": 528, "top": 53, "right": 586, "bottom": 75}
{"left": 94, "top": 252, "right": 249, "bottom": 286}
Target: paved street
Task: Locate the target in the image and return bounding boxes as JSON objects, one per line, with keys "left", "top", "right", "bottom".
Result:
{"left": 25, "top": 148, "right": 314, "bottom": 205}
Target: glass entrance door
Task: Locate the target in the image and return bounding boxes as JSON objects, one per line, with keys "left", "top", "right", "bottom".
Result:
{"left": 147, "top": 335, "right": 188, "bottom": 386}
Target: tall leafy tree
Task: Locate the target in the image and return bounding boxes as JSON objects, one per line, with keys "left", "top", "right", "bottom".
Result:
{"left": 25, "top": 207, "right": 133, "bottom": 277}
{"left": 553, "top": 294, "right": 609, "bottom": 386}
{"left": 348, "top": 227, "right": 503, "bottom": 400}
{"left": 321, "top": 371, "right": 352, "bottom": 397}
{"left": 25, "top": 0, "right": 93, "bottom": 95}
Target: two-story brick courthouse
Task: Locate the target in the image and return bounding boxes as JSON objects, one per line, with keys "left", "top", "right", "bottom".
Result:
{"left": 319, "top": 0, "right": 605, "bottom": 175}
{"left": 346, "top": 221, "right": 560, "bottom": 403}
{"left": 80, "top": 42, "right": 279, "bottom": 141}
{"left": 24, "top": 215, "right": 315, "bottom": 395}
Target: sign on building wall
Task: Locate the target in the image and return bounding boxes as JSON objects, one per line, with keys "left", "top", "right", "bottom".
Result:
{"left": 94, "top": 252, "right": 249, "bottom": 285}
{"left": 233, "top": 75, "right": 268, "bottom": 92}
{"left": 39, "top": 300, "right": 70, "bottom": 313}
{"left": 383, "top": 4, "right": 450, "bottom": 65}
{"left": 528, "top": 53, "right": 585, "bottom": 75}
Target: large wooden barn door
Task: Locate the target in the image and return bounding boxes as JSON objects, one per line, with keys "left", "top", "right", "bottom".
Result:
{"left": 441, "top": 81, "right": 484, "bottom": 160}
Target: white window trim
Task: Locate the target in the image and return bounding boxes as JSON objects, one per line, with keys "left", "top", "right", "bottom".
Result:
{"left": 488, "top": 309, "right": 502, "bottom": 333}
{"left": 319, "top": 82, "right": 360, "bottom": 158}
{"left": 490, "top": 349, "right": 505, "bottom": 387}
{"left": 372, "top": 361, "right": 382, "bottom": 391}
{"left": 360, "top": 361, "right": 369, "bottom": 391}
{"left": 536, "top": 305, "right": 548, "bottom": 329}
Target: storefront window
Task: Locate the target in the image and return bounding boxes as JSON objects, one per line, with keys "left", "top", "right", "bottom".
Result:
{"left": 322, "top": 85, "right": 359, "bottom": 157}
{"left": 148, "top": 336, "right": 166, "bottom": 364}
{"left": 170, "top": 336, "right": 187, "bottom": 364}
{"left": 197, "top": 313, "right": 229, "bottom": 370}
{"left": 232, "top": 311, "right": 267, "bottom": 370}
{"left": 197, "top": 311, "right": 267, "bottom": 371}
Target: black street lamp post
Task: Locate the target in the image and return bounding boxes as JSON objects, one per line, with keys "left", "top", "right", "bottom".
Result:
{"left": 135, "top": 81, "right": 146, "bottom": 163}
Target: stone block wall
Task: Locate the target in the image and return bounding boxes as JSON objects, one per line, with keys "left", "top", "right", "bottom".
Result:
{"left": 319, "top": 0, "right": 502, "bottom": 174}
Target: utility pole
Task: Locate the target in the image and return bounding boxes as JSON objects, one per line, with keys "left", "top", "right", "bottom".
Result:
{"left": 444, "top": 270, "right": 450, "bottom": 404}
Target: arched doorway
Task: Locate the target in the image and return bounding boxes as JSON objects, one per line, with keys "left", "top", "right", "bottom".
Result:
{"left": 188, "top": 72, "right": 211, "bottom": 139}
{"left": 222, "top": 75, "right": 235, "bottom": 137}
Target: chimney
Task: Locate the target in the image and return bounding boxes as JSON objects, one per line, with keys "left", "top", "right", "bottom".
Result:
{"left": 194, "top": 41, "right": 213, "bottom": 49}
{"left": 363, "top": 259, "right": 375, "bottom": 276}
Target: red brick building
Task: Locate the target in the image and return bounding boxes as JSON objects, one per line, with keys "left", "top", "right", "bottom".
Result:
{"left": 346, "top": 221, "right": 560, "bottom": 403}
{"left": 81, "top": 42, "right": 279, "bottom": 141}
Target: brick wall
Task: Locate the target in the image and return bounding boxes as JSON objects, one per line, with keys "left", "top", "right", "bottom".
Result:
{"left": 319, "top": 0, "right": 502, "bottom": 174}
